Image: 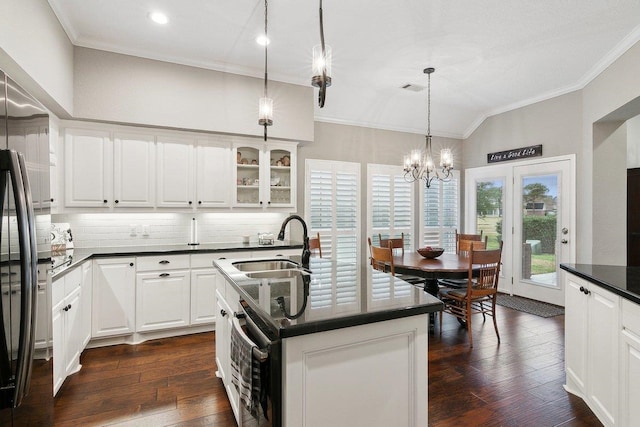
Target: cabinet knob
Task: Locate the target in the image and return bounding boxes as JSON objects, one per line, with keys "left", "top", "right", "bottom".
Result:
{"left": 268, "top": 201, "right": 271, "bottom": 205}
{"left": 188, "top": 201, "right": 193, "bottom": 205}
{"left": 159, "top": 273, "right": 170, "bottom": 278}
{"left": 220, "top": 309, "right": 227, "bottom": 317}
{"left": 260, "top": 201, "right": 263, "bottom": 205}
{"left": 198, "top": 201, "right": 202, "bottom": 205}
{"left": 129, "top": 262, "right": 134, "bottom": 267}
{"left": 103, "top": 200, "right": 108, "bottom": 203}
{"left": 115, "top": 200, "right": 119, "bottom": 204}
{"left": 50, "top": 198, "right": 54, "bottom": 202}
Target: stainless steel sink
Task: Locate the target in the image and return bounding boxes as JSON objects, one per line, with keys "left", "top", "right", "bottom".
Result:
{"left": 232, "top": 259, "right": 299, "bottom": 272}
{"left": 245, "top": 269, "right": 309, "bottom": 279}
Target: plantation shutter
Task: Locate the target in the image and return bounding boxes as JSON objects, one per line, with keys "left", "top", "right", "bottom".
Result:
{"left": 421, "top": 176, "right": 459, "bottom": 253}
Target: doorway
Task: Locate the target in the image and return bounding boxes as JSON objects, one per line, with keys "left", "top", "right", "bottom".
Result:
{"left": 465, "top": 155, "right": 575, "bottom": 306}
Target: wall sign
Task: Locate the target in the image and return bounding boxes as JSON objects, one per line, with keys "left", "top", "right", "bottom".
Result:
{"left": 487, "top": 144, "right": 542, "bottom": 163}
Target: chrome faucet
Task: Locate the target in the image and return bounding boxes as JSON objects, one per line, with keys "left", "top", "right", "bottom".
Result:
{"left": 277, "top": 214, "right": 311, "bottom": 268}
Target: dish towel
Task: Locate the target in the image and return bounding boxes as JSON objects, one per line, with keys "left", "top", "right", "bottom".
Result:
{"left": 230, "top": 317, "right": 268, "bottom": 425}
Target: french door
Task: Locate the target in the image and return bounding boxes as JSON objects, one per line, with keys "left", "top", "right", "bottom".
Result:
{"left": 465, "top": 155, "right": 575, "bottom": 306}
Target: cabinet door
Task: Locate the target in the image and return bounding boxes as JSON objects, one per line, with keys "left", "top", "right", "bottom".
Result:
{"left": 64, "top": 128, "right": 112, "bottom": 207}
{"left": 215, "top": 292, "right": 229, "bottom": 383}
{"left": 621, "top": 325, "right": 640, "bottom": 426}
{"left": 565, "top": 275, "right": 588, "bottom": 395}
{"left": 81, "top": 261, "right": 92, "bottom": 348}
{"left": 234, "top": 144, "right": 261, "bottom": 207}
{"left": 587, "top": 285, "right": 619, "bottom": 426}
{"left": 196, "top": 141, "right": 231, "bottom": 207}
{"left": 264, "top": 145, "right": 296, "bottom": 208}
{"left": 34, "top": 280, "right": 48, "bottom": 349}
{"left": 191, "top": 268, "right": 217, "bottom": 325}
{"left": 92, "top": 258, "right": 136, "bottom": 338}
{"left": 156, "top": 137, "right": 194, "bottom": 208}
{"left": 64, "top": 286, "right": 82, "bottom": 376}
{"left": 52, "top": 297, "right": 65, "bottom": 396}
{"left": 136, "top": 270, "right": 190, "bottom": 332}
{"left": 113, "top": 132, "right": 156, "bottom": 207}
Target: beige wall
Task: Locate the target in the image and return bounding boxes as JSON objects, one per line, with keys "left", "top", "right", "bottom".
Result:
{"left": 74, "top": 48, "right": 314, "bottom": 142}
{"left": 0, "top": 0, "right": 74, "bottom": 116}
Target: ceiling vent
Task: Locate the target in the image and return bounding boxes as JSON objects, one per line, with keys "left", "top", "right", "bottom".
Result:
{"left": 401, "top": 83, "right": 425, "bottom": 92}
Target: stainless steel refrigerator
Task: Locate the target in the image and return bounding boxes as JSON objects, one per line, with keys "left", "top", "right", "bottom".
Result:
{"left": 0, "top": 70, "right": 53, "bottom": 425}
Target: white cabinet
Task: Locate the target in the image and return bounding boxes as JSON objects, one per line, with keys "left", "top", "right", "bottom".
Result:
{"left": 52, "top": 267, "right": 83, "bottom": 396}
{"left": 195, "top": 140, "right": 231, "bottom": 208}
{"left": 64, "top": 128, "right": 112, "bottom": 208}
{"left": 80, "top": 261, "right": 92, "bottom": 348}
{"left": 564, "top": 273, "right": 619, "bottom": 427}
{"left": 64, "top": 128, "right": 156, "bottom": 209}
{"left": 35, "top": 262, "right": 50, "bottom": 350}
{"left": 156, "top": 136, "right": 194, "bottom": 208}
{"left": 620, "top": 299, "right": 640, "bottom": 426}
{"left": 113, "top": 132, "right": 156, "bottom": 207}
{"left": 92, "top": 257, "right": 136, "bottom": 338}
{"left": 233, "top": 142, "right": 297, "bottom": 208}
{"left": 136, "top": 254, "right": 191, "bottom": 332}
{"left": 215, "top": 277, "right": 241, "bottom": 422}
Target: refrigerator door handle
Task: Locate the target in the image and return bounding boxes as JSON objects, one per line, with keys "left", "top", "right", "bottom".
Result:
{"left": 1, "top": 150, "right": 38, "bottom": 407}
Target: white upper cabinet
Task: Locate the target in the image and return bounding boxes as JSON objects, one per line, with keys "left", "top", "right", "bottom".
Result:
{"left": 59, "top": 122, "right": 297, "bottom": 211}
{"left": 233, "top": 141, "right": 297, "bottom": 208}
{"left": 64, "top": 128, "right": 112, "bottom": 208}
{"left": 195, "top": 139, "right": 231, "bottom": 208}
{"left": 113, "top": 132, "right": 156, "bottom": 207}
{"left": 156, "top": 136, "right": 195, "bottom": 208}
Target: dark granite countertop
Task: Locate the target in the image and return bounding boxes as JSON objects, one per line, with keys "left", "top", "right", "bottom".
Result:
{"left": 560, "top": 263, "right": 640, "bottom": 305}
{"left": 216, "top": 256, "right": 444, "bottom": 338}
{"left": 51, "top": 241, "right": 303, "bottom": 279}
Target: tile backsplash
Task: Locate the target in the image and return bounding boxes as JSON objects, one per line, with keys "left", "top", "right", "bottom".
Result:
{"left": 52, "top": 212, "right": 297, "bottom": 248}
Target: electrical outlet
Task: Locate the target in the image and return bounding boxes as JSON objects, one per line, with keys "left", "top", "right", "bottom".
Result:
{"left": 142, "top": 225, "right": 149, "bottom": 236}
{"left": 130, "top": 224, "right": 137, "bottom": 236}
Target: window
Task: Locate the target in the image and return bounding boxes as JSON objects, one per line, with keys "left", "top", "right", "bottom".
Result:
{"left": 367, "top": 164, "right": 415, "bottom": 249}
{"left": 305, "top": 159, "right": 361, "bottom": 265}
{"left": 420, "top": 177, "right": 459, "bottom": 252}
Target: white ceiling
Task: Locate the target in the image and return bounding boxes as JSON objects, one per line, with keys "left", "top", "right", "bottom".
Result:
{"left": 48, "top": 0, "right": 640, "bottom": 139}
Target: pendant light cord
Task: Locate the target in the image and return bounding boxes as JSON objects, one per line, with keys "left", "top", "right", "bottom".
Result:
{"left": 263, "top": 0, "right": 268, "bottom": 140}
{"left": 318, "top": 0, "right": 327, "bottom": 107}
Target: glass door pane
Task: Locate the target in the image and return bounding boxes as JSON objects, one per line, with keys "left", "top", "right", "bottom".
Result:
{"left": 475, "top": 179, "right": 504, "bottom": 250}
{"left": 520, "top": 174, "right": 558, "bottom": 286}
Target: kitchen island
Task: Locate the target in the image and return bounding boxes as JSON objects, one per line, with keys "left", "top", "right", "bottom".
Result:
{"left": 560, "top": 263, "right": 640, "bottom": 427}
{"left": 215, "top": 255, "right": 443, "bottom": 427}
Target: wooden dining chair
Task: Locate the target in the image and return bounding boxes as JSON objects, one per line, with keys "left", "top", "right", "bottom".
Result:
{"left": 439, "top": 241, "right": 503, "bottom": 348}
{"left": 309, "top": 232, "right": 322, "bottom": 258}
{"left": 379, "top": 233, "right": 405, "bottom": 255}
{"left": 439, "top": 240, "right": 487, "bottom": 289}
{"left": 379, "top": 233, "right": 426, "bottom": 285}
{"left": 455, "top": 230, "right": 487, "bottom": 254}
{"left": 368, "top": 237, "right": 395, "bottom": 275}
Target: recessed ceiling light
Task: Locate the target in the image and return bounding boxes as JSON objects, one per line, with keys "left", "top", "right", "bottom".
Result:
{"left": 149, "top": 11, "right": 169, "bottom": 25}
{"left": 256, "top": 34, "right": 270, "bottom": 46}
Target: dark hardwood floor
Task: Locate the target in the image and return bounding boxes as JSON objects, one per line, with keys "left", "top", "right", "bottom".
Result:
{"left": 50, "top": 306, "right": 602, "bottom": 426}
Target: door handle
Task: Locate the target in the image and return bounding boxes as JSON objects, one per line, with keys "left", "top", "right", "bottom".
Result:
{"left": 561, "top": 239, "right": 568, "bottom": 244}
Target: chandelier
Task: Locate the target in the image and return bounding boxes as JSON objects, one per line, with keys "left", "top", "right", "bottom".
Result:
{"left": 258, "top": 0, "right": 273, "bottom": 141}
{"left": 311, "top": 0, "right": 331, "bottom": 108}
{"left": 403, "top": 67, "right": 453, "bottom": 188}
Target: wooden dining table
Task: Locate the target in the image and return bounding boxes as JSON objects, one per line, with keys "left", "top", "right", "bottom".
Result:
{"left": 391, "top": 252, "right": 472, "bottom": 296}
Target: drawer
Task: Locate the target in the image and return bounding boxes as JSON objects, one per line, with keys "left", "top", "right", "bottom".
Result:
{"left": 622, "top": 299, "right": 640, "bottom": 335}
{"left": 52, "top": 277, "right": 65, "bottom": 306}
{"left": 64, "top": 266, "right": 82, "bottom": 296}
{"left": 137, "top": 255, "right": 190, "bottom": 272}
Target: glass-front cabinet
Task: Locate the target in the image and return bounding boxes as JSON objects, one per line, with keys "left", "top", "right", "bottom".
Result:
{"left": 233, "top": 141, "right": 296, "bottom": 208}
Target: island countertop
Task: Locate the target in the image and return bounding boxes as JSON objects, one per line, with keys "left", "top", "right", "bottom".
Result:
{"left": 560, "top": 263, "right": 640, "bottom": 305}
{"left": 215, "top": 255, "right": 443, "bottom": 338}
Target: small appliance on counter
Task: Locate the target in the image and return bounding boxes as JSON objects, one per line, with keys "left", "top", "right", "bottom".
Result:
{"left": 51, "top": 222, "right": 73, "bottom": 253}
{"left": 258, "top": 233, "right": 274, "bottom": 245}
